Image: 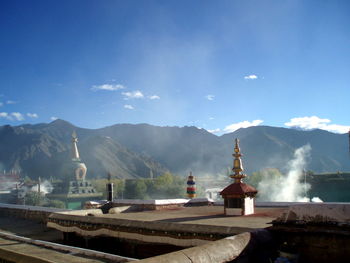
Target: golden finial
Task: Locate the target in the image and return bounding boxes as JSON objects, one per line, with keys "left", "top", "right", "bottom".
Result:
{"left": 230, "top": 138, "right": 246, "bottom": 183}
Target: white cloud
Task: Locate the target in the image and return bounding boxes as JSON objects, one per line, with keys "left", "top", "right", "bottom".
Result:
{"left": 91, "top": 84, "right": 126, "bottom": 91}
{"left": 148, "top": 95, "right": 160, "bottom": 100}
{"left": 11, "top": 112, "right": 24, "bottom": 121}
{"left": 244, "top": 74, "right": 258, "bottom": 80}
{"left": 0, "top": 112, "right": 25, "bottom": 121}
{"left": 285, "top": 116, "right": 350, "bottom": 134}
{"left": 205, "top": 95, "right": 215, "bottom": 101}
{"left": 0, "top": 102, "right": 3, "bottom": 107}
{"left": 224, "top": 120, "right": 264, "bottom": 133}
{"left": 124, "top": 104, "right": 134, "bottom": 110}
{"left": 207, "top": 128, "right": 221, "bottom": 134}
{"left": 122, "top": 90, "right": 144, "bottom": 100}
{"left": 27, "top": 113, "right": 38, "bottom": 118}
{"left": 50, "top": 116, "right": 58, "bottom": 121}
{"left": 209, "top": 117, "right": 214, "bottom": 120}
{"left": 0, "top": 112, "right": 9, "bottom": 119}
{"left": 6, "top": 100, "right": 17, "bottom": 104}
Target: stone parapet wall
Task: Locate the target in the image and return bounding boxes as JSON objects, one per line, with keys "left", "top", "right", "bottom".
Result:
{"left": 136, "top": 230, "right": 274, "bottom": 263}
{"left": 135, "top": 233, "right": 251, "bottom": 263}
{"left": 0, "top": 203, "right": 68, "bottom": 223}
{"left": 89, "top": 198, "right": 215, "bottom": 213}
{"left": 274, "top": 203, "right": 350, "bottom": 223}
{"left": 271, "top": 203, "right": 350, "bottom": 263}
{"left": 108, "top": 199, "right": 189, "bottom": 212}
{"left": 0, "top": 231, "right": 135, "bottom": 263}
{"left": 47, "top": 211, "right": 253, "bottom": 248}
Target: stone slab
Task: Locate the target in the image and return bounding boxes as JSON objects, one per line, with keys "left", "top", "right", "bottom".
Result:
{"left": 0, "top": 237, "right": 104, "bottom": 263}
{"left": 275, "top": 203, "right": 350, "bottom": 223}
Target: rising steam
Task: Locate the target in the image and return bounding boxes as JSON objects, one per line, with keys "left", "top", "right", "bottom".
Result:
{"left": 257, "top": 144, "right": 317, "bottom": 202}
{"left": 30, "top": 180, "right": 54, "bottom": 194}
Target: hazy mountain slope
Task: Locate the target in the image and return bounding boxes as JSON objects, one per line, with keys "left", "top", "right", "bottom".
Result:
{"left": 223, "top": 126, "right": 350, "bottom": 174}
{"left": 21, "top": 119, "right": 91, "bottom": 142}
{"left": 1, "top": 120, "right": 349, "bottom": 179}
{"left": 97, "top": 124, "right": 225, "bottom": 175}
{"left": 0, "top": 124, "right": 68, "bottom": 178}
{"left": 0, "top": 121, "right": 168, "bottom": 179}
{"left": 97, "top": 123, "right": 350, "bottom": 175}
{"left": 79, "top": 136, "right": 168, "bottom": 179}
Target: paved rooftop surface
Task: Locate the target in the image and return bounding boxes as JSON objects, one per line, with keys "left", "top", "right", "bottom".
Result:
{"left": 95, "top": 206, "right": 286, "bottom": 230}
{"left": 0, "top": 204, "right": 288, "bottom": 262}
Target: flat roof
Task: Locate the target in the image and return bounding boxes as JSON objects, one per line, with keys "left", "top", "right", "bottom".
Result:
{"left": 52, "top": 205, "right": 286, "bottom": 234}
{"left": 98, "top": 206, "right": 284, "bottom": 228}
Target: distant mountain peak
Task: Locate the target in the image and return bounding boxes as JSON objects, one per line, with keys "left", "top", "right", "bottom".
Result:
{"left": 49, "top": 119, "right": 75, "bottom": 128}
{"left": 0, "top": 121, "right": 349, "bottom": 180}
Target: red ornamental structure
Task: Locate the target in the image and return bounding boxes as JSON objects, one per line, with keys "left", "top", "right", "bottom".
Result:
{"left": 187, "top": 172, "right": 196, "bottom": 199}
{"left": 220, "top": 139, "right": 257, "bottom": 216}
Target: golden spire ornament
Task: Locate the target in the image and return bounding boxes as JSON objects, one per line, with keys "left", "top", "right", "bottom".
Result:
{"left": 231, "top": 138, "right": 246, "bottom": 183}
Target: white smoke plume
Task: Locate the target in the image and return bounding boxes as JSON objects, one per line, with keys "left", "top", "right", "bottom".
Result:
{"left": 311, "top": 197, "right": 323, "bottom": 203}
{"left": 30, "top": 180, "right": 54, "bottom": 194}
{"left": 257, "top": 144, "right": 317, "bottom": 202}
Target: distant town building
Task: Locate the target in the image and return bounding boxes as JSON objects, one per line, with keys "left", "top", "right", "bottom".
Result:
{"left": 0, "top": 171, "right": 20, "bottom": 192}
{"left": 0, "top": 171, "right": 21, "bottom": 203}
{"left": 220, "top": 139, "right": 257, "bottom": 216}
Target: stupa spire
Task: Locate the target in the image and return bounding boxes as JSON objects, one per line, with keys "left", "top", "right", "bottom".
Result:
{"left": 231, "top": 138, "right": 246, "bottom": 183}
{"left": 220, "top": 138, "right": 258, "bottom": 216}
{"left": 71, "top": 131, "right": 80, "bottom": 161}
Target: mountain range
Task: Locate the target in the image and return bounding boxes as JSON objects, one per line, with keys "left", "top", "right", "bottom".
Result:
{"left": 1, "top": 119, "right": 349, "bottom": 180}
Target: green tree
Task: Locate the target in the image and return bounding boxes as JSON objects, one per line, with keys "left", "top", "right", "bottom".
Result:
{"left": 91, "top": 178, "right": 125, "bottom": 199}
{"left": 124, "top": 179, "right": 148, "bottom": 199}
{"left": 134, "top": 180, "right": 148, "bottom": 199}
{"left": 25, "top": 191, "right": 45, "bottom": 206}
{"left": 114, "top": 179, "right": 125, "bottom": 198}
{"left": 115, "top": 173, "right": 188, "bottom": 200}
{"left": 155, "top": 172, "right": 174, "bottom": 186}
{"left": 150, "top": 172, "right": 186, "bottom": 199}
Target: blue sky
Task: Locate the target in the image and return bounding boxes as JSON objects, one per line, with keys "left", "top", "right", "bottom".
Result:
{"left": 0, "top": 0, "right": 349, "bottom": 134}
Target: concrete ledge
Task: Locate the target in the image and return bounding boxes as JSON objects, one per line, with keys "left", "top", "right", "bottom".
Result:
{"left": 0, "top": 238, "right": 103, "bottom": 263}
{"left": 109, "top": 206, "right": 134, "bottom": 214}
{"left": 0, "top": 203, "right": 67, "bottom": 213}
{"left": 0, "top": 231, "right": 136, "bottom": 262}
{"left": 0, "top": 203, "right": 69, "bottom": 223}
{"left": 48, "top": 211, "right": 251, "bottom": 235}
{"left": 136, "top": 232, "right": 251, "bottom": 263}
{"left": 112, "top": 199, "right": 188, "bottom": 205}
{"left": 47, "top": 210, "right": 254, "bottom": 247}
{"left": 58, "top": 209, "right": 103, "bottom": 216}
{"left": 274, "top": 203, "right": 350, "bottom": 223}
